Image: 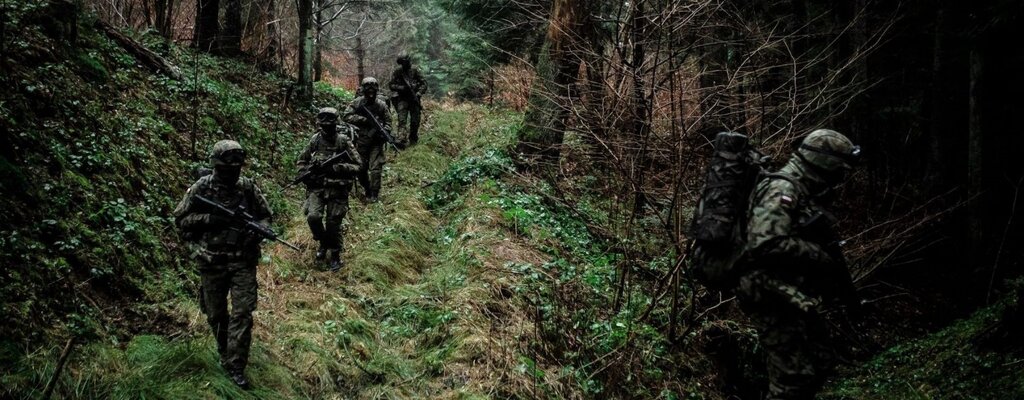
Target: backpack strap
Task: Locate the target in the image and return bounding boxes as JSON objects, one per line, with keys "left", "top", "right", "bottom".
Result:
{"left": 763, "top": 172, "right": 808, "bottom": 198}
{"left": 715, "top": 150, "right": 741, "bottom": 161}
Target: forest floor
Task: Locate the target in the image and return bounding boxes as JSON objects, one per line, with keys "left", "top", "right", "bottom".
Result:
{"left": 250, "top": 103, "right": 538, "bottom": 399}
{"left": 4, "top": 103, "right": 549, "bottom": 400}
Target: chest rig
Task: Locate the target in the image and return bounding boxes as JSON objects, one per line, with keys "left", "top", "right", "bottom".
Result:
{"left": 311, "top": 131, "right": 355, "bottom": 187}
{"left": 197, "top": 176, "right": 255, "bottom": 254}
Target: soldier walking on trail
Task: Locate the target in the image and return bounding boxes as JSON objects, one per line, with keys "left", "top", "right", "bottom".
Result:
{"left": 297, "top": 107, "right": 363, "bottom": 271}
{"left": 737, "top": 129, "right": 863, "bottom": 400}
{"left": 388, "top": 52, "right": 427, "bottom": 146}
{"left": 173, "top": 140, "right": 273, "bottom": 389}
{"left": 343, "top": 77, "right": 392, "bottom": 203}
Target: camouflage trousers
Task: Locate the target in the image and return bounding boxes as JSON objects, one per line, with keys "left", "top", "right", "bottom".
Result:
{"left": 304, "top": 184, "right": 351, "bottom": 252}
{"left": 394, "top": 99, "right": 421, "bottom": 144}
{"left": 741, "top": 299, "right": 835, "bottom": 400}
{"left": 356, "top": 142, "right": 385, "bottom": 196}
{"left": 199, "top": 261, "right": 258, "bottom": 372}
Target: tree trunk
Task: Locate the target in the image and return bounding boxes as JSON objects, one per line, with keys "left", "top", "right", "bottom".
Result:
{"left": 153, "top": 0, "right": 173, "bottom": 39}
{"left": 221, "top": 0, "right": 242, "bottom": 55}
{"left": 516, "top": 0, "right": 588, "bottom": 171}
{"left": 630, "top": 0, "right": 649, "bottom": 217}
{"left": 314, "top": 45, "right": 323, "bottom": 82}
{"left": 296, "top": 0, "right": 315, "bottom": 104}
{"left": 264, "top": 0, "right": 280, "bottom": 71}
{"left": 927, "top": 3, "right": 951, "bottom": 190}
{"left": 355, "top": 35, "right": 365, "bottom": 84}
{"left": 193, "top": 0, "right": 219, "bottom": 52}
{"left": 313, "top": 6, "right": 324, "bottom": 82}
{"left": 968, "top": 48, "right": 984, "bottom": 274}
{"left": 97, "top": 19, "right": 182, "bottom": 80}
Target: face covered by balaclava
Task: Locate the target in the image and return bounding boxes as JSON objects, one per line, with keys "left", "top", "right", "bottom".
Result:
{"left": 214, "top": 165, "right": 242, "bottom": 186}
{"left": 212, "top": 145, "right": 246, "bottom": 186}
{"left": 321, "top": 122, "right": 337, "bottom": 140}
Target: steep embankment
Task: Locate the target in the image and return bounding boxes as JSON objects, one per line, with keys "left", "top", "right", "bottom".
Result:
{"left": 824, "top": 296, "right": 1024, "bottom": 399}
{"left": 0, "top": 4, "right": 345, "bottom": 398}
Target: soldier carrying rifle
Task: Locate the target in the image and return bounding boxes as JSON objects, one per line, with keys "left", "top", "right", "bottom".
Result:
{"left": 388, "top": 52, "right": 427, "bottom": 146}
{"left": 174, "top": 140, "right": 282, "bottom": 389}
{"left": 296, "top": 107, "right": 363, "bottom": 271}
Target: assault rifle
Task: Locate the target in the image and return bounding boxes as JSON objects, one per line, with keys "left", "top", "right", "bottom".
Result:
{"left": 284, "top": 150, "right": 352, "bottom": 190}
{"left": 194, "top": 194, "right": 301, "bottom": 252}
{"left": 399, "top": 73, "right": 422, "bottom": 109}
{"left": 358, "top": 104, "right": 400, "bottom": 151}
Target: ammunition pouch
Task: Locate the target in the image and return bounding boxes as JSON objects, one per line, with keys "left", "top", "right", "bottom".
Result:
{"left": 205, "top": 229, "right": 244, "bottom": 249}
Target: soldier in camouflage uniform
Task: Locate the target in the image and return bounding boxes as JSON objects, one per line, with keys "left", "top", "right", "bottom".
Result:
{"left": 174, "top": 140, "right": 273, "bottom": 389}
{"left": 738, "top": 129, "right": 862, "bottom": 400}
{"left": 343, "top": 77, "right": 392, "bottom": 203}
{"left": 297, "top": 107, "right": 363, "bottom": 271}
{"left": 388, "top": 52, "right": 427, "bottom": 146}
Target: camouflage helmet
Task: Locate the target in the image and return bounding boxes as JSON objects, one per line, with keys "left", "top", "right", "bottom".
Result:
{"left": 797, "top": 129, "right": 860, "bottom": 172}
{"left": 317, "top": 107, "right": 339, "bottom": 125}
{"left": 361, "top": 77, "right": 379, "bottom": 93}
{"left": 209, "top": 139, "right": 246, "bottom": 167}
{"left": 397, "top": 52, "right": 411, "bottom": 64}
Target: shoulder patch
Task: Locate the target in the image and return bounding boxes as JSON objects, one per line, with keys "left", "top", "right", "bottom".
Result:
{"left": 780, "top": 195, "right": 795, "bottom": 207}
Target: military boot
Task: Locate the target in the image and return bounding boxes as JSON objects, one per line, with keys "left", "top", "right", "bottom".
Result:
{"left": 315, "top": 242, "right": 327, "bottom": 261}
{"left": 367, "top": 190, "right": 379, "bottom": 204}
{"left": 329, "top": 250, "right": 345, "bottom": 272}
{"left": 229, "top": 368, "right": 250, "bottom": 390}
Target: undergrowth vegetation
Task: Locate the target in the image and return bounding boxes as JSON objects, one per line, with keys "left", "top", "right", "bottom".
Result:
{"left": 3, "top": 3, "right": 1022, "bottom": 399}
{"left": 824, "top": 295, "right": 1024, "bottom": 399}
{"left": 0, "top": 5, "right": 349, "bottom": 398}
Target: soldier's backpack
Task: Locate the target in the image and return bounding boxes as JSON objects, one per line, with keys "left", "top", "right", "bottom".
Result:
{"left": 688, "top": 131, "right": 770, "bottom": 290}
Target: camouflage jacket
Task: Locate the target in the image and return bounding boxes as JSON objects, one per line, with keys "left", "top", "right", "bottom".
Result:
{"left": 342, "top": 96, "right": 392, "bottom": 146}
{"left": 296, "top": 127, "right": 363, "bottom": 187}
{"left": 387, "top": 67, "right": 427, "bottom": 100}
{"left": 173, "top": 174, "right": 272, "bottom": 265}
{"left": 743, "top": 156, "right": 853, "bottom": 302}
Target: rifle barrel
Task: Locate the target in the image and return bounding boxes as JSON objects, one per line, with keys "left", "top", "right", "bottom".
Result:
{"left": 359, "top": 105, "right": 400, "bottom": 151}
{"left": 195, "top": 195, "right": 300, "bottom": 252}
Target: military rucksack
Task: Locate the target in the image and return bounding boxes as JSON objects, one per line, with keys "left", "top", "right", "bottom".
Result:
{"left": 688, "top": 131, "right": 771, "bottom": 290}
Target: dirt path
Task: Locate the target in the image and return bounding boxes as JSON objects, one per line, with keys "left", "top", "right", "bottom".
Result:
{"left": 253, "top": 104, "right": 538, "bottom": 399}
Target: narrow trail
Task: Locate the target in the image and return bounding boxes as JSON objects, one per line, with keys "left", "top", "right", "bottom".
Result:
{"left": 254, "top": 104, "right": 539, "bottom": 398}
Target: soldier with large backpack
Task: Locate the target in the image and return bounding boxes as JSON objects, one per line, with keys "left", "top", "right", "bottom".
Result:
{"left": 690, "top": 129, "right": 862, "bottom": 399}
